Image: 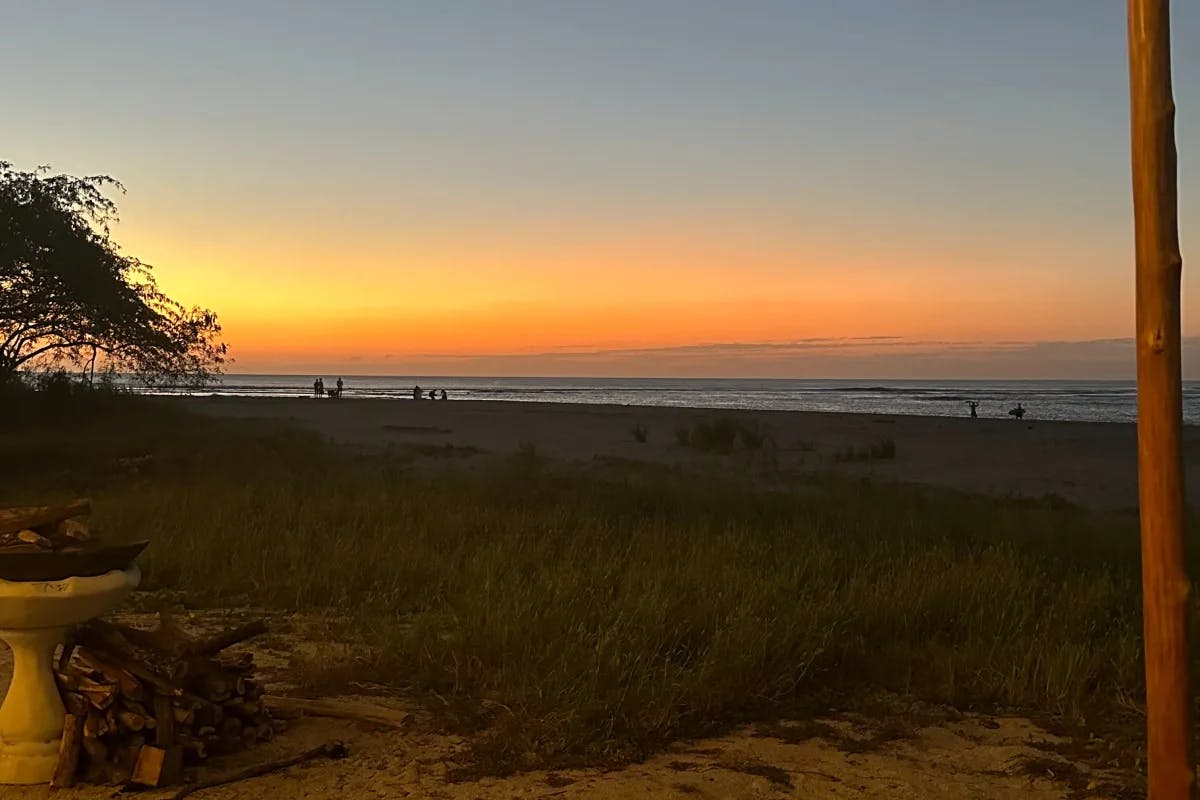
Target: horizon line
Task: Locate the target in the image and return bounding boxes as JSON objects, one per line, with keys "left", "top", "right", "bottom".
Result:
{"left": 215, "top": 372, "right": 1171, "bottom": 383}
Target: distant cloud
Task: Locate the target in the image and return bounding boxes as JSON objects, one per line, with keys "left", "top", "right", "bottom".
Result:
{"left": 391, "top": 336, "right": 1200, "bottom": 380}
{"left": 230, "top": 337, "right": 1200, "bottom": 380}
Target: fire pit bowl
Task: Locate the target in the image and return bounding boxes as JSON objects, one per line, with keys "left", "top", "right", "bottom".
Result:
{"left": 0, "top": 564, "right": 140, "bottom": 784}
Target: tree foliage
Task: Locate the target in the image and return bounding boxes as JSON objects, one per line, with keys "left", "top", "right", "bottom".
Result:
{"left": 0, "top": 161, "right": 226, "bottom": 386}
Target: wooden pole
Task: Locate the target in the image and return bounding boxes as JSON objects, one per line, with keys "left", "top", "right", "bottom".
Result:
{"left": 1127, "top": 1, "right": 1192, "bottom": 797}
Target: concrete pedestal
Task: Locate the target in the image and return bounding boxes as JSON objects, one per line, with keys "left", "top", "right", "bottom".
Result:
{"left": 0, "top": 566, "right": 139, "bottom": 784}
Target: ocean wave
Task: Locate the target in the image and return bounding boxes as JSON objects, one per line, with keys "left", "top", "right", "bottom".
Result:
{"left": 131, "top": 376, "right": 1200, "bottom": 425}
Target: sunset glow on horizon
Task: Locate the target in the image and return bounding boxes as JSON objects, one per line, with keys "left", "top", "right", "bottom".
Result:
{"left": 6, "top": 1, "right": 1199, "bottom": 378}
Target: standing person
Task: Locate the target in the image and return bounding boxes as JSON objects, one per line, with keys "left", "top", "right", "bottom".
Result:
{"left": 967, "top": 401, "right": 978, "bottom": 419}
{"left": 336, "top": 377, "right": 344, "bottom": 395}
{"left": 317, "top": 378, "right": 325, "bottom": 396}
{"left": 412, "top": 385, "right": 421, "bottom": 400}
{"left": 313, "top": 378, "right": 320, "bottom": 397}
{"left": 439, "top": 389, "right": 448, "bottom": 401}
{"left": 1008, "top": 403, "right": 1025, "bottom": 420}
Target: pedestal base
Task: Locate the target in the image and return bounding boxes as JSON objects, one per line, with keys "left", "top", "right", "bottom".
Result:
{"left": 0, "top": 566, "right": 140, "bottom": 785}
{"left": 0, "top": 626, "right": 68, "bottom": 785}
{"left": 0, "top": 740, "right": 59, "bottom": 785}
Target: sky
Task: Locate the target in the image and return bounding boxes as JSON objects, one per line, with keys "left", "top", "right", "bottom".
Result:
{"left": 4, "top": 1, "right": 1199, "bottom": 378}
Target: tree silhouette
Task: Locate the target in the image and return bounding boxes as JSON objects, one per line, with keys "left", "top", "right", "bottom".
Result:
{"left": 0, "top": 161, "right": 226, "bottom": 386}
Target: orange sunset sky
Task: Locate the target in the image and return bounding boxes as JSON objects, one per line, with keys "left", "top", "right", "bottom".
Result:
{"left": 5, "top": 2, "right": 1200, "bottom": 378}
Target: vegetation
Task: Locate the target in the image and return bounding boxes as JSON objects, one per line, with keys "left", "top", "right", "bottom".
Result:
{"left": 0, "top": 161, "right": 226, "bottom": 387}
{"left": 736, "top": 421, "right": 767, "bottom": 451}
{"left": 2, "top": 394, "right": 1171, "bottom": 773}
{"left": 687, "top": 417, "right": 739, "bottom": 453}
{"left": 673, "top": 416, "right": 776, "bottom": 457}
{"left": 673, "top": 424, "right": 691, "bottom": 447}
{"left": 834, "top": 438, "right": 897, "bottom": 462}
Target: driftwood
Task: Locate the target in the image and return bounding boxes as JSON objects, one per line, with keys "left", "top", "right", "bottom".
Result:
{"left": 168, "top": 741, "right": 349, "bottom": 800}
{"left": 131, "top": 745, "right": 183, "bottom": 788}
{"left": 0, "top": 499, "right": 90, "bottom": 536}
{"left": 263, "top": 696, "right": 410, "bottom": 729}
{"left": 101, "top": 614, "right": 267, "bottom": 660}
{"left": 194, "top": 620, "right": 269, "bottom": 657}
{"left": 50, "top": 714, "right": 84, "bottom": 789}
{"left": 155, "top": 695, "right": 176, "bottom": 748}
{"left": 73, "top": 625, "right": 181, "bottom": 696}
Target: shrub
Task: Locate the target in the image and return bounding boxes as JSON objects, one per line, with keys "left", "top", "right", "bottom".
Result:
{"left": 737, "top": 422, "right": 765, "bottom": 451}
{"left": 870, "top": 439, "right": 897, "bottom": 460}
{"left": 688, "top": 418, "right": 739, "bottom": 454}
{"left": 835, "top": 439, "right": 897, "bottom": 462}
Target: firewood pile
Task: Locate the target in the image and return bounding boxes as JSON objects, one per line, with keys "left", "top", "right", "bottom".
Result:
{"left": 52, "top": 613, "right": 281, "bottom": 788}
{"left": 0, "top": 499, "right": 148, "bottom": 582}
{"left": 0, "top": 499, "right": 93, "bottom": 551}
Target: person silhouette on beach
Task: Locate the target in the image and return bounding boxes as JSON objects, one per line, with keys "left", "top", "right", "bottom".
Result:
{"left": 313, "top": 378, "right": 320, "bottom": 397}
{"left": 317, "top": 378, "right": 325, "bottom": 397}
{"left": 439, "top": 389, "right": 448, "bottom": 401}
{"left": 428, "top": 389, "right": 437, "bottom": 400}
{"left": 967, "top": 401, "right": 978, "bottom": 419}
{"left": 413, "top": 385, "right": 422, "bottom": 400}
{"left": 336, "top": 377, "right": 344, "bottom": 395}
{"left": 1009, "top": 403, "right": 1025, "bottom": 420}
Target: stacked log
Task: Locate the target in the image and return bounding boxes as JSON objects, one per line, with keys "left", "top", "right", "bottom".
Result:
{"left": 53, "top": 614, "right": 282, "bottom": 788}
{"left": 0, "top": 499, "right": 93, "bottom": 552}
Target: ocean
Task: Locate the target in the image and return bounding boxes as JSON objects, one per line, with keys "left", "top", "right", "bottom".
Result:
{"left": 139, "top": 375, "right": 1200, "bottom": 425}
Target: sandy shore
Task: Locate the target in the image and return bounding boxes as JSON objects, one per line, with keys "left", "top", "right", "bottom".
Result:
{"left": 179, "top": 396, "right": 1200, "bottom": 510}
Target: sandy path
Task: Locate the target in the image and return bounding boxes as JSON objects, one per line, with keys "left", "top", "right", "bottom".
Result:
{"left": 0, "top": 715, "right": 1102, "bottom": 800}
{"left": 0, "top": 606, "right": 1132, "bottom": 799}
{"left": 182, "top": 396, "right": 1200, "bottom": 510}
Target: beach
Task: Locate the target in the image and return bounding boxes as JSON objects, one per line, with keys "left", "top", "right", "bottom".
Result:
{"left": 2, "top": 393, "right": 1155, "bottom": 797}
{"left": 181, "top": 395, "right": 1200, "bottom": 511}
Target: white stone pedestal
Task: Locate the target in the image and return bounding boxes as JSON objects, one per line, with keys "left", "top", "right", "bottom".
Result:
{"left": 0, "top": 566, "right": 139, "bottom": 784}
{"left": 0, "top": 627, "right": 68, "bottom": 783}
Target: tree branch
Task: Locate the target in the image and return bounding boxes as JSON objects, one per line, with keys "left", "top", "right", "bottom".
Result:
{"left": 12, "top": 340, "right": 108, "bottom": 367}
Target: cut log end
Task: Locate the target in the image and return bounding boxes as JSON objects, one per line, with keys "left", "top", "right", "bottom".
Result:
{"left": 50, "top": 714, "right": 84, "bottom": 789}
{"left": 131, "top": 745, "right": 183, "bottom": 788}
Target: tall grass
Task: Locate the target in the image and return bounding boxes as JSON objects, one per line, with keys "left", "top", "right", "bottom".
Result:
{"left": 0, "top": 396, "right": 1169, "bottom": 770}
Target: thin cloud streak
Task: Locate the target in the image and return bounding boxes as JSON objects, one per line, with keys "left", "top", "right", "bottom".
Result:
{"left": 238, "top": 338, "right": 1200, "bottom": 380}
{"left": 417, "top": 337, "right": 1138, "bottom": 362}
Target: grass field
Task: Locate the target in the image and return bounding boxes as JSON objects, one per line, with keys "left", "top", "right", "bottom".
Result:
{"left": 0, "top": 390, "right": 1181, "bottom": 771}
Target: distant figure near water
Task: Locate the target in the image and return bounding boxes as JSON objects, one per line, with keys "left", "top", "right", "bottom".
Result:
{"left": 336, "top": 377, "right": 344, "bottom": 394}
{"left": 312, "top": 378, "right": 321, "bottom": 397}
{"left": 967, "top": 401, "right": 978, "bottom": 419}
{"left": 412, "top": 385, "right": 421, "bottom": 400}
{"left": 1009, "top": 403, "right": 1025, "bottom": 420}
{"left": 428, "top": 389, "right": 437, "bottom": 400}
{"left": 439, "top": 389, "right": 448, "bottom": 401}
